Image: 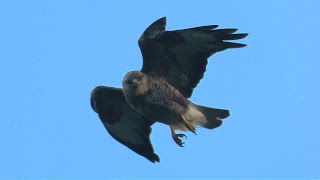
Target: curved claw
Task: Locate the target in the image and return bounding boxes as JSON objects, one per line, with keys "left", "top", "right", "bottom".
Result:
{"left": 177, "top": 133, "right": 187, "bottom": 140}
{"left": 173, "top": 133, "right": 187, "bottom": 147}
{"left": 175, "top": 137, "right": 185, "bottom": 147}
{"left": 170, "top": 125, "right": 188, "bottom": 147}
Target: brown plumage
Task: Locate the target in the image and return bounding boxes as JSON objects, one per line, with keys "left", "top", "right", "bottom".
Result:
{"left": 91, "top": 17, "right": 248, "bottom": 163}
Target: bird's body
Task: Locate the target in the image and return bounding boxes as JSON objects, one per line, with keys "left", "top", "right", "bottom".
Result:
{"left": 122, "top": 71, "right": 196, "bottom": 131}
{"left": 91, "top": 17, "right": 248, "bottom": 162}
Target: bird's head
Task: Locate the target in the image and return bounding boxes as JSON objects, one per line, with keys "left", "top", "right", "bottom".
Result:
{"left": 122, "top": 71, "right": 149, "bottom": 95}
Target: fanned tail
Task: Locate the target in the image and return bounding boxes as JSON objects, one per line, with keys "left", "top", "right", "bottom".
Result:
{"left": 186, "top": 103, "right": 230, "bottom": 129}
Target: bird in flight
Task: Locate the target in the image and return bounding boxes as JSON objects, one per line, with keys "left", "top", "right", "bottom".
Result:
{"left": 91, "top": 17, "right": 247, "bottom": 163}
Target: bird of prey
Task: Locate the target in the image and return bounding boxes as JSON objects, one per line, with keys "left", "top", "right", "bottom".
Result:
{"left": 91, "top": 17, "right": 247, "bottom": 163}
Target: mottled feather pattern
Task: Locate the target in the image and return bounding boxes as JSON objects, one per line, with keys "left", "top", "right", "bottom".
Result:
{"left": 140, "top": 17, "right": 247, "bottom": 98}
{"left": 91, "top": 17, "right": 247, "bottom": 163}
{"left": 129, "top": 77, "right": 188, "bottom": 124}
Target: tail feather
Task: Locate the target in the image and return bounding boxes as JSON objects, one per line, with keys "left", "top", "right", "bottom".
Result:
{"left": 193, "top": 104, "right": 230, "bottom": 129}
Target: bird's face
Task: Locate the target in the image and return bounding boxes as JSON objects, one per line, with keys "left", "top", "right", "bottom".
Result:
{"left": 122, "top": 71, "right": 149, "bottom": 95}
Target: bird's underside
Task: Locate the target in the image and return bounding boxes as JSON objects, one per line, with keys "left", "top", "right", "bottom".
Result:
{"left": 91, "top": 17, "right": 248, "bottom": 162}
{"left": 122, "top": 71, "right": 230, "bottom": 147}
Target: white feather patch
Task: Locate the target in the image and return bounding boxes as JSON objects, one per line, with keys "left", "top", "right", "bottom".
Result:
{"left": 185, "top": 105, "right": 206, "bottom": 127}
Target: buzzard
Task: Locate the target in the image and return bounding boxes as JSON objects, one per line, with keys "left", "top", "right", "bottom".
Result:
{"left": 91, "top": 17, "right": 247, "bottom": 163}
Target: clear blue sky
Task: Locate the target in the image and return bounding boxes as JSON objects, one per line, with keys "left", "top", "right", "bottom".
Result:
{"left": 1, "top": 0, "right": 319, "bottom": 178}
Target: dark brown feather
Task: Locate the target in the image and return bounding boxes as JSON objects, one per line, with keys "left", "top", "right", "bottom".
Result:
{"left": 139, "top": 17, "right": 248, "bottom": 98}
{"left": 91, "top": 86, "right": 159, "bottom": 163}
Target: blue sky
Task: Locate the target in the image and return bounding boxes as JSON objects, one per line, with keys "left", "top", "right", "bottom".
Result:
{"left": 1, "top": 0, "right": 319, "bottom": 178}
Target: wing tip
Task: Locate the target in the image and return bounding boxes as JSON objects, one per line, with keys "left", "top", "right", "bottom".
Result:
{"left": 145, "top": 16, "right": 167, "bottom": 33}
{"left": 183, "top": 24, "right": 219, "bottom": 31}
{"left": 224, "top": 33, "right": 249, "bottom": 40}
{"left": 159, "top": 16, "right": 167, "bottom": 22}
{"left": 241, "top": 33, "right": 249, "bottom": 38}
{"left": 224, "top": 42, "right": 247, "bottom": 48}
{"left": 152, "top": 16, "right": 167, "bottom": 28}
{"left": 148, "top": 153, "right": 160, "bottom": 163}
{"left": 139, "top": 16, "right": 167, "bottom": 46}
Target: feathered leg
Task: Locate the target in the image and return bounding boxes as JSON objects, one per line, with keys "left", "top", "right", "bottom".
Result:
{"left": 181, "top": 114, "right": 197, "bottom": 135}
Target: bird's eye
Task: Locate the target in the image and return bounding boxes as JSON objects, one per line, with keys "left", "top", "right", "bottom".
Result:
{"left": 126, "top": 80, "right": 132, "bottom": 85}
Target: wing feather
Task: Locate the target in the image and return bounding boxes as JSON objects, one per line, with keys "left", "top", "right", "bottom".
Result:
{"left": 139, "top": 17, "right": 248, "bottom": 98}
{"left": 91, "top": 86, "right": 159, "bottom": 163}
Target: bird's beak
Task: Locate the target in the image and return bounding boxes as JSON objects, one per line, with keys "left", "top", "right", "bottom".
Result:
{"left": 133, "top": 78, "right": 141, "bottom": 84}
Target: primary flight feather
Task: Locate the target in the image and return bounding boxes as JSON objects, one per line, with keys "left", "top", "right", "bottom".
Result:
{"left": 91, "top": 17, "right": 248, "bottom": 163}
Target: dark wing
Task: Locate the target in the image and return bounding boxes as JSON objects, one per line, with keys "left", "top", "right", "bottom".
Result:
{"left": 139, "top": 17, "right": 248, "bottom": 98}
{"left": 91, "top": 86, "right": 159, "bottom": 163}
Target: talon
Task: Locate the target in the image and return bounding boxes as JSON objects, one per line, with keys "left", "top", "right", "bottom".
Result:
{"left": 173, "top": 133, "right": 187, "bottom": 147}
{"left": 170, "top": 125, "right": 187, "bottom": 147}
{"left": 174, "top": 135, "right": 185, "bottom": 147}
{"left": 176, "top": 133, "right": 187, "bottom": 139}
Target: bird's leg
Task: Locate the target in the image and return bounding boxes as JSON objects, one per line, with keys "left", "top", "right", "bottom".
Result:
{"left": 181, "top": 114, "right": 197, "bottom": 135}
{"left": 170, "top": 125, "right": 187, "bottom": 147}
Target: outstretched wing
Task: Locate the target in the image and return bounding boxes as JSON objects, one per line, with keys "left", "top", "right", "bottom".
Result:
{"left": 139, "top": 17, "right": 248, "bottom": 98}
{"left": 91, "top": 86, "right": 159, "bottom": 163}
